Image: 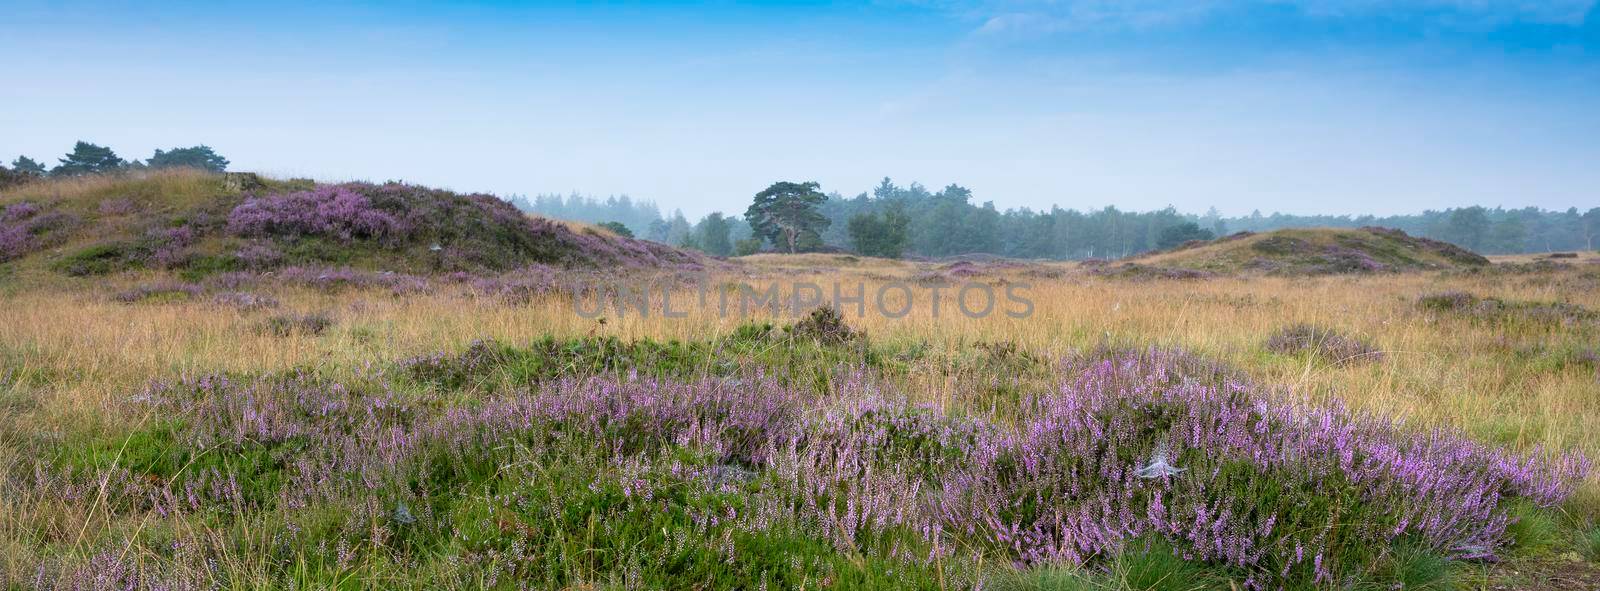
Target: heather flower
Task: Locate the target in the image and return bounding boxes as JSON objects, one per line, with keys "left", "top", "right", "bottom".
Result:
{"left": 218, "top": 180, "right": 711, "bottom": 274}
{"left": 149, "top": 225, "right": 197, "bottom": 268}
{"left": 2, "top": 200, "right": 41, "bottom": 223}
{"left": 0, "top": 205, "right": 76, "bottom": 262}
{"left": 469, "top": 264, "right": 560, "bottom": 303}
{"left": 227, "top": 185, "right": 408, "bottom": 243}
{"left": 0, "top": 223, "right": 28, "bottom": 261}
{"left": 234, "top": 241, "right": 282, "bottom": 269}
{"left": 26, "top": 345, "right": 1589, "bottom": 589}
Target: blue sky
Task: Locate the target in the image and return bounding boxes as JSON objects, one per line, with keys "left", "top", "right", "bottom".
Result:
{"left": 3, "top": 1, "right": 1597, "bottom": 218}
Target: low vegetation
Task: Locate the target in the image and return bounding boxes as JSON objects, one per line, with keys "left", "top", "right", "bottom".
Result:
{"left": 1419, "top": 291, "right": 1598, "bottom": 328}
{"left": 0, "top": 169, "right": 707, "bottom": 281}
{"left": 522, "top": 179, "right": 1600, "bottom": 259}
{"left": 1264, "top": 324, "right": 1384, "bottom": 366}
{"left": 1129, "top": 227, "right": 1489, "bottom": 277}
{"left": 10, "top": 331, "right": 1588, "bottom": 589}
{"left": 4, "top": 172, "right": 1600, "bottom": 589}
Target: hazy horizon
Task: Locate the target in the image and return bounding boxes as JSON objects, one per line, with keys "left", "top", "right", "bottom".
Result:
{"left": 5, "top": 1, "right": 1598, "bottom": 219}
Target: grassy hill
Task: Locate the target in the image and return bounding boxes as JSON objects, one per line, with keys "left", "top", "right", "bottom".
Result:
{"left": 0, "top": 169, "right": 706, "bottom": 280}
{"left": 1122, "top": 227, "right": 1489, "bottom": 276}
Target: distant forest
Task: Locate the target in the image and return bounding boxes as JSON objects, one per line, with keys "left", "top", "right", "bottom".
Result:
{"left": 10, "top": 141, "right": 1590, "bottom": 259}
{"left": 514, "top": 178, "right": 1600, "bottom": 259}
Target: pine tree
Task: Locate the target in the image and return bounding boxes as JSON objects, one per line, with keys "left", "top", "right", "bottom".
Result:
{"left": 52, "top": 141, "right": 126, "bottom": 176}
{"left": 10, "top": 156, "right": 46, "bottom": 176}
{"left": 147, "top": 145, "right": 230, "bottom": 172}
{"left": 745, "top": 181, "right": 830, "bottom": 253}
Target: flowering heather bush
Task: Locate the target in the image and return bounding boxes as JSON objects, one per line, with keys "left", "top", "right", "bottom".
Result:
{"left": 1578, "top": 347, "right": 1600, "bottom": 368}
{"left": 46, "top": 224, "right": 203, "bottom": 276}
{"left": 233, "top": 241, "right": 282, "bottom": 270}
{"left": 2, "top": 200, "right": 41, "bottom": 223}
{"left": 1300, "top": 246, "right": 1387, "bottom": 274}
{"left": 23, "top": 346, "right": 1586, "bottom": 589}
{"left": 10, "top": 180, "right": 707, "bottom": 278}
{"left": 148, "top": 225, "right": 197, "bottom": 269}
{"left": 1265, "top": 324, "right": 1384, "bottom": 365}
{"left": 1020, "top": 265, "right": 1068, "bottom": 279}
{"left": 0, "top": 202, "right": 76, "bottom": 263}
{"left": 1420, "top": 291, "right": 1598, "bottom": 327}
{"left": 0, "top": 223, "right": 27, "bottom": 262}
{"left": 1249, "top": 236, "right": 1391, "bottom": 275}
{"left": 936, "top": 260, "right": 1025, "bottom": 279}
{"left": 222, "top": 182, "right": 708, "bottom": 275}
{"left": 466, "top": 264, "right": 561, "bottom": 304}
{"left": 227, "top": 184, "right": 409, "bottom": 243}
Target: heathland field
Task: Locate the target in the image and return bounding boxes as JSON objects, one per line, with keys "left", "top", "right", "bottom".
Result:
{"left": 3, "top": 170, "right": 1600, "bottom": 589}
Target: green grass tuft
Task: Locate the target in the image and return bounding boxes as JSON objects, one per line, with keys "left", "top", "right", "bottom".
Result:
{"left": 1505, "top": 500, "right": 1562, "bottom": 557}
{"left": 1109, "top": 538, "right": 1224, "bottom": 591}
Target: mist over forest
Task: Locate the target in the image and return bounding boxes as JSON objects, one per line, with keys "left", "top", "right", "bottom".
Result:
{"left": 514, "top": 178, "right": 1600, "bottom": 259}
{"left": 8, "top": 140, "right": 1592, "bottom": 261}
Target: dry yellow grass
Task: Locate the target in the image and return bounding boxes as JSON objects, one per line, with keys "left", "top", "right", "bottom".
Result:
{"left": 4, "top": 262, "right": 1596, "bottom": 481}
{"left": 9, "top": 172, "right": 1598, "bottom": 586}
{"left": 0, "top": 168, "right": 224, "bottom": 211}
{"left": 2, "top": 249, "right": 1599, "bottom": 586}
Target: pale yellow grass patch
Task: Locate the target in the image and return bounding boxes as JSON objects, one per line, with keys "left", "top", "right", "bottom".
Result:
{"left": 2, "top": 261, "right": 1597, "bottom": 500}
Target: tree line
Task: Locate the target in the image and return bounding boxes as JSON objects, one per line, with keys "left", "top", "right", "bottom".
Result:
{"left": 519, "top": 177, "right": 1600, "bottom": 258}
{"left": 2, "top": 141, "right": 229, "bottom": 188}
{"left": 1224, "top": 206, "right": 1600, "bottom": 255}
{"left": 10, "top": 143, "right": 1587, "bottom": 258}
{"left": 512, "top": 193, "right": 759, "bottom": 257}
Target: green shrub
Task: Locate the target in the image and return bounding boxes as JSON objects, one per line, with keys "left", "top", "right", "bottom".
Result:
{"left": 399, "top": 330, "right": 884, "bottom": 395}
{"left": 177, "top": 253, "right": 243, "bottom": 281}
{"left": 54, "top": 242, "right": 139, "bottom": 276}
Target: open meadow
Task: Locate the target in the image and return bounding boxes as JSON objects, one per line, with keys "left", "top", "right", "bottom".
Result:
{"left": 1, "top": 171, "right": 1599, "bottom": 589}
